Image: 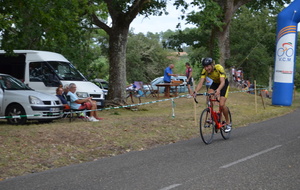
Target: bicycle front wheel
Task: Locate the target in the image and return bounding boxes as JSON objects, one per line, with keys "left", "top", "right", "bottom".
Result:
{"left": 220, "top": 107, "right": 232, "bottom": 140}
{"left": 199, "top": 108, "right": 214, "bottom": 144}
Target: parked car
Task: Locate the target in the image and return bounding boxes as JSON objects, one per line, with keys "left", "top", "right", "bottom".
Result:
{"left": 0, "top": 73, "right": 63, "bottom": 125}
{"left": 92, "top": 79, "right": 108, "bottom": 98}
{"left": 143, "top": 76, "right": 192, "bottom": 94}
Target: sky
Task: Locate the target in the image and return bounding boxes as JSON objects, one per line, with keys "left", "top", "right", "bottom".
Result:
{"left": 129, "top": 0, "right": 300, "bottom": 34}
{"left": 130, "top": 1, "right": 196, "bottom": 34}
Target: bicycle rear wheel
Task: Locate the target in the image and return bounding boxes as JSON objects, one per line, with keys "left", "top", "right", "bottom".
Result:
{"left": 220, "top": 107, "right": 232, "bottom": 140}
{"left": 199, "top": 108, "right": 214, "bottom": 144}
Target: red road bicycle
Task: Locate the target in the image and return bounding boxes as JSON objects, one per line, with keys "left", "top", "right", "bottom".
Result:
{"left": 194, "top": 92, "right": 232, "bottom": 144}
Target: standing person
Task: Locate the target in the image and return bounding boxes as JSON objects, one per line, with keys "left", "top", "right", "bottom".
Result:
{"left": 205, "top": 76, "right": 213, "bottom": 91}
{"left": 194, "top": 58, "right": 231, "bottom": 132}
{"left": 185, "top": 62, "right": 193, "bottom": 98}
{"left": 231, "top": 66, "right": 236, "bottom": 82}
{"left": 67, "top": 83, "right": 102, "bottom": 122}
{"left": 235, "top": 68, "right": 243, "bottom": 82}
{"left": 163, "top": 64, "right": 177, "bottom": 83}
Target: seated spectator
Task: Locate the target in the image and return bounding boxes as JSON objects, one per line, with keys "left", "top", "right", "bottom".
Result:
{"left": 63, "top": 84, "right": 69, "bottom": 100}
{"left": 67, "top": 83, "right": 103, "bottom": 122}
{"left": 56, "top": 85, "right": 70, "bottom": 110}
{"left": 126, "top": 82, "right": 137, "bottom": 91}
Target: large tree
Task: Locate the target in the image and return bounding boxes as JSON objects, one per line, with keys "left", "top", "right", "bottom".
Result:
{"left": 0, "top": 0, "right": 170, "bottom": 105}
{"left": 228, "top": 6, "right": 282, "bottom": 85}
{"left": 181, "top": 0, "right": 292, "bottom": 66}
{"left": 90, "top": 0, "right": 169, "bottom": 105}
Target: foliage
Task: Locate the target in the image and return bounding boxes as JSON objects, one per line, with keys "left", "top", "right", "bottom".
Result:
{"left": 0, "top": 0, "right": 106, "bottom": 78}
{"left": 294, "top": 34, "right": 300, "bottom": 90}
{"left": 126, "top": 32, "right": 173, "bottom": 83}
{"left": 228, "top": 6, "right": 280, "bottom": 85}
{"left": 86, "top": 56, "right": 109, "bottom": 80}
{"left": 170, "top": 0, "right": 292, "bottom": 66}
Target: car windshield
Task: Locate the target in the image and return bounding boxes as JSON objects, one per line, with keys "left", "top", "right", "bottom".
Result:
{"left": 47, "top": 61, "right": 87, "bottom": 81}
{"left": 151, "top": 77, "right": 163, "bottom": 85}
{"left": 101, "top": 82, "right": 109, "bottom": 89}
{"left": 0, "top": 75, "right": 32, "bottom": 90}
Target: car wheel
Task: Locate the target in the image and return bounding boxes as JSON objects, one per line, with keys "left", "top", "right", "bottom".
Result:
{"left": 6, "top": 104, "right": 27, "bottom": 125}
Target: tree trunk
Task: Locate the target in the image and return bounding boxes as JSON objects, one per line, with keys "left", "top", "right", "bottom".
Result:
{"left": 107, "top": 26, "right": 129, "bottom": 105}
{"left": 214, "top": 0, "right": 252, "bottom": 67}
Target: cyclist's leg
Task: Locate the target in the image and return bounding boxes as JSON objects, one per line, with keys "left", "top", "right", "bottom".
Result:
{"left": 219, "top": 79, "right": 230, "bottom": 124}
{"left": 219, "top": 97, "right": 230, "bottom": 124}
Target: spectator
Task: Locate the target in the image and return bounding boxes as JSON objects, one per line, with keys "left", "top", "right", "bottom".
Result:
{"left": 235, "top": 68, "right": 243, "bottom": 82}
{"left": 67, "top": 83, "right": 102, "bottom": 122}
{"left": 231, "top": 66, "right": 236, "bottom": 82}
{"left": 56, "top": 85, "right": 70, "bottom": 110}
{"left": 185, "top": 62, "right": 193, "bottom": 98}
{"left": 205, "top": 77, "right": 213, "bottom": 91}
{"left": 163, "top": 64, "right": 177, "bottom": 83}
{"left": 62, "top": 84, "right": 69, "bottom": 100}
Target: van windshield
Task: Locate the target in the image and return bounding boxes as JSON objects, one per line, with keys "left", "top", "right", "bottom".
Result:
{"left": 47, "top": 61, "right": 87, "bottom": 81}
{"left": 0, "top": 75, "right": 32, "bottom": 90}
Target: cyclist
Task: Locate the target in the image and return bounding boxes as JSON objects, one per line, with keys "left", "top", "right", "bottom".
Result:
{"left": 193, "top": 57, "right": 231, "bottom": 132}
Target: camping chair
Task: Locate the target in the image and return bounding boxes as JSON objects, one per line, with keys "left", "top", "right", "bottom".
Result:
{"left": 134, "top": 81, "right": 151, "bottom": 97}
{"left": 145, "top": 83, "right": 157, "bottom": 97}
{"left": 64, "top": 95, "right": 87, "bottom": 122}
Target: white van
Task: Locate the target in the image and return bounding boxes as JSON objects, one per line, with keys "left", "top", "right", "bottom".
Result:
{"left": 0, "top": 50, "right": 105, "bottom": 107}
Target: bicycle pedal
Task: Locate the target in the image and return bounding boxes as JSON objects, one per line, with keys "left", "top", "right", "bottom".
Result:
{"left": 206, "top": 120, "right": 212, "bottom": 124}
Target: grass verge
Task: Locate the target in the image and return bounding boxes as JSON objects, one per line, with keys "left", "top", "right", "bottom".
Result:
{"left": 0, "top": 90, "right": 299, "bottom": 180}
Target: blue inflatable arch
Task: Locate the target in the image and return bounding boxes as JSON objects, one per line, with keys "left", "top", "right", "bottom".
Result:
{"left": 272, "top": 0, "right": 300, "bottom": 106}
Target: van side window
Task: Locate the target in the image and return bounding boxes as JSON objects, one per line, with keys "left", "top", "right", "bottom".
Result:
{"left": 30, "top": 62, "right": 43, "bottom": 81}
{"left": 0, "top": 53, "right": 26, "bottom": 81}
{"left": 29, "top": 62, "right": 61, "bottom": 87}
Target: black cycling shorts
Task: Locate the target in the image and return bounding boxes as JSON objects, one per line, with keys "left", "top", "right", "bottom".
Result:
{"left": 210, "top": 79, "right": 229, "bottom": 98}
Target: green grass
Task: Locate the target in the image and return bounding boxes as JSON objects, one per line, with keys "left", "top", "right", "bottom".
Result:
{"left": 0, "top": 90, "right": 299, "bottom": 180}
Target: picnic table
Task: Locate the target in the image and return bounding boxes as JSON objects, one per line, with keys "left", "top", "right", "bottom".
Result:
{"left": 156, "top": 83, "right": 180, "bottom": 99}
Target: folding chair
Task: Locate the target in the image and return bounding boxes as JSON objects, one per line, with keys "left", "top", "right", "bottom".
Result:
{"left": 145, "top": 83, "right": 157, "bottom": 97}
{"left": 64, "top": 95, "right": 87, "bottom": 122}
{"left": 134, "top": 81, "right": 151, "bottom": 97}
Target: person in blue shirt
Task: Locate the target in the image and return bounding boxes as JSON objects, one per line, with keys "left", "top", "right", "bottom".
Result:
{"left": 163, "top": 64, "right": 177, "bottom": 83}
{"left": 67, "top": 83, "right": 102, "bottom": 122}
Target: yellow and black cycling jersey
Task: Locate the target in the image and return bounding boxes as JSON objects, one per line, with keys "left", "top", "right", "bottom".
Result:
{"left": 200, "top": 64, "right": 227, "bottom": 83}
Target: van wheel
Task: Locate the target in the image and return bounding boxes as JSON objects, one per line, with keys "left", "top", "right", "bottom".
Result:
{"left": 6, "top": 104, "right": 27, "bottom": 125}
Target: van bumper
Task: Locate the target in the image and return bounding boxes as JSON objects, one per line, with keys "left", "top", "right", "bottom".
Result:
{"left": 95, "top": 99, "right": 105, "bottom": 108}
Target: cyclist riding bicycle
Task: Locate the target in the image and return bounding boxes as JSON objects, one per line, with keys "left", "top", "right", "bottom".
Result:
{"left": 194, "top": 57, "right": 231, "bottom": 132}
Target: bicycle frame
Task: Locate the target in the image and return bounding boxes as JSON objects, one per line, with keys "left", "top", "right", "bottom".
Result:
{"left": 194, "top": 92, "right": 232, "bottom": 144}
{"left": 204, "top": 93, "right": 226, "bottom": 130}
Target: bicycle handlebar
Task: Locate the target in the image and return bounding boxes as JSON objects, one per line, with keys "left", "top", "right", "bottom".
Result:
{"left": 193, "top": 92, "right": 218, "bottom": 104}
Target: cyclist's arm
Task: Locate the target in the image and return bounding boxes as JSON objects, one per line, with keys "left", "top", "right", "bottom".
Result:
{"left": 194, "top": 77, "right": 205, "bottom": 93}
{"left": 216, "top": 77, "right": 225, "bottom": 95}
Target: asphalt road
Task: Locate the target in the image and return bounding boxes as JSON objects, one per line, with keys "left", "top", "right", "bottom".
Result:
{"left": 1, "top": 108, "right": 300, "bottom": 190}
